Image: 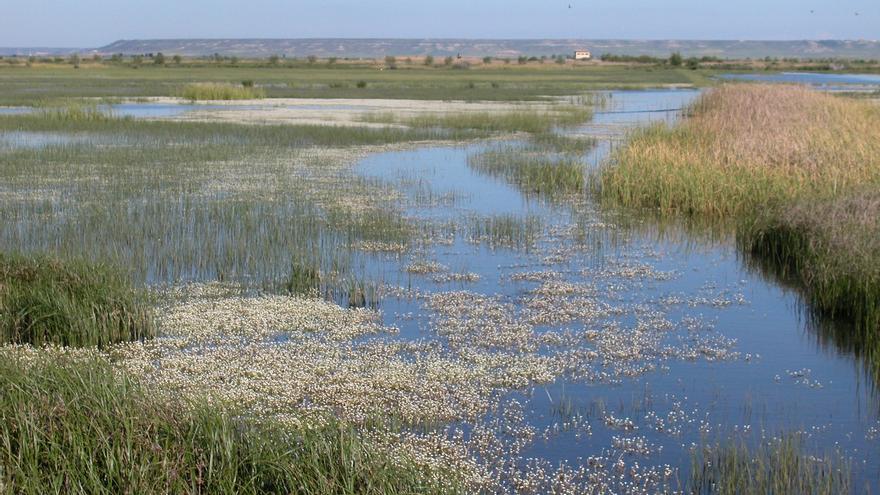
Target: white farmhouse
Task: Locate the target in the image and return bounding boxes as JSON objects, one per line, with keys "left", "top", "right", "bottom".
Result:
{"left": 574, "top": 50, "right": 592, "bottom": 60}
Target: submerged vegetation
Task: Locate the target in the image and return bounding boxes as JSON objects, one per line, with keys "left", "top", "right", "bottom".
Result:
{"left": 0, "top": 254, "right": 153, "bottom": 347}
{"left": 689, "top": 435, "right": 851, "bottom": 494}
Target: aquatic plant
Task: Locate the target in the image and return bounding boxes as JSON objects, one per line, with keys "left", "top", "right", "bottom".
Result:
{"left": 0, "top": 254, "right": 153, "bottom": 347}
{"left": 179, "top": 82, "right": 266, "bottom": 100}
{"left": 468, "top": 146, "right": 586, "bottom": 198}
{"left": 689, "top": 434, "right": 851, "bottom": 494}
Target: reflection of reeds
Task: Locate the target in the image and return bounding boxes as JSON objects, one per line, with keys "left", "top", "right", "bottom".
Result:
{"left": 0, "top": 254, "right": 153, "bottom": 347}
{"left": 743, "top": 192, "right": 880, "bottom": 344}
{"left": 689, "top": 434, "right": 851, "bottom": 494}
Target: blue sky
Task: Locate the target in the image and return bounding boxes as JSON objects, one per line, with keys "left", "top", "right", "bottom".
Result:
{"left": 2, "top": 0, "right": 877, "bottom": 47}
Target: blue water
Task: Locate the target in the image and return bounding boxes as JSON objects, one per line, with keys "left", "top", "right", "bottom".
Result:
{"left": 719, "top": 72, "right": 880, "bottom": 89}
{"left": 356, "top": 90, "right": 880, "bottom": 490}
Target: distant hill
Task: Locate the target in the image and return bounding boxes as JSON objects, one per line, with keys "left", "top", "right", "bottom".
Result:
{"left": 97, "top": 38, "right": 880, "bottom": 59}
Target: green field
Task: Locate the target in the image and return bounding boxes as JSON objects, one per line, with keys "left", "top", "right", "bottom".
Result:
{"left": 0, "top": 63, "right": 711, "bottom": 105}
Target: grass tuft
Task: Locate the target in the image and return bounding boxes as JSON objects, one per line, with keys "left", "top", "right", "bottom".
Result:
{"left": 0, "top": 254, "right": 154, "bottom": 347}
{"left": 179, "top": 82, "right": 266, "bottom": 100}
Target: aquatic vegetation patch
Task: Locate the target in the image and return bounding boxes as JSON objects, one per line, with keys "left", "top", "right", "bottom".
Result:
{"left": 158, "top": 290, "right": 391, "bottom": 341}
{"left": 0, "top": 347, "right": 458, "bottom": 495}
{"left": 179, "top": 82, "right": 266, "bottom": 100}
{"left": 468, "top": 147, "right": 586, "bottom": 198}
{"left": 0, "top": 254, "right": 153, "bottom": 347}
{"left": 689, "top": 434, "right": 851, "bottom": 494}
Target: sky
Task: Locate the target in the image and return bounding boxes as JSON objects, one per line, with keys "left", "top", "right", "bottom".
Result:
{"left": 2, "top": 0, "right": 878, "bottom": 47}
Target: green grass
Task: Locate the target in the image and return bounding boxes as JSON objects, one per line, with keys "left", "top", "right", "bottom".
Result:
{"left": 0, "top": 64, "right": 711, "bottom": 105}
{"left": 0, "top": 254, "right": 153, "bottom": 347}
{"left": 689, "top": 434, "right": 851, "bottom": 494}
{"left": 179, "top": 82, "right": 266, "bottom": 100}
{"left": 0, "top": 350, "right": 457, "bottom": 494}
{"left": 0, "top": 112, "right": 482, "bottom": 292}
{"left": 468, "top": 145, "right": 587, "bottom": 198}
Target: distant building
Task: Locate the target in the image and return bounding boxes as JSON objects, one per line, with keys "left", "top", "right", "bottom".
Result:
{"left": 574, "top": 50, "right": 592, "bottom": 60}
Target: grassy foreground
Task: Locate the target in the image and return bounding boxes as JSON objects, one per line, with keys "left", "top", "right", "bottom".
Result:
{"left": 0, "top": 254, "right": 153, "bottom": 347}
{"left": 599, "top": 84, "right": 880, "bottom": 331}
{"left": 0, "top": 350, "right": 452, "bottom": 494}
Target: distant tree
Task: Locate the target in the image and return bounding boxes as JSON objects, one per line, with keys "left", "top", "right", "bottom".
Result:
{"left": 27, "top": 55, "right": 36, "bottom": 66}
{"left": 268, "top": 54, "right": 280, "bottom": 65}
{"left": 482, "top": 56, "right": 493, "bottom": 64}
{"left": 212, "top": 53, "right": 223, "bottom": 63}
{"left": 110, "top": 53, "right": 123, "bottom": 63}
{"left": 443, "top": 56, "right": 454, "bottom": 66}
{"left": 423, "top": 55, "right": 434, "bottom": 66}
{"left": 154, "top": 52, "right": 166, "bottom": 65}
{"left": 92, "top": 54, "right": 102, "bottom": 63}
{"left": 229, "top": 56, "right": 239, "bottom": 65}
{"left": 555, "top": 55, "right": 566, "bottom": 64}
{"left": 686, "top": 57, "right": 699, "bottom": 70}
{"left": 517, "top": 56, "right": 528, "bottom": 65}
{"left": 327, "top": 57, "right": 337, "bottom": 65}
{"left": 131, "top": 55, "right": 143, "bottom": 68}
{"left": 669, "top": 52, "right": 683, "bottom": 67}
{"left": 307, "top": 55, "right": 318, "bottom": 64}
{"left": 172, "top": 54, "right": 182, "bottom": 65}
{"left": 69, "top": 53, "right": 80, "bottom": 68}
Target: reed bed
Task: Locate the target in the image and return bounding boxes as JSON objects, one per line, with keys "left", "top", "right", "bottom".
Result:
{"left": 362, "top": 103, "right": 593, "bottom": 135}
{"left": 468, "top": 146, "right": 586, "bottom": 198}
{"left": 599, "top": 84, "right": 880, "bottom": 217}
{"left": 0, "top": 254, "right": 153, "bottom": 347}
{"left": 689, "top": 434, "right": 851, "bottom": 494}
{"left": 743, "top": 192, "right": 880, "bottom": 331}
{"left": 179, "top": 82, "right": 266, "bottom": 101}
{"left": 599, "top": 84, "right": 880, "bottom": 331}
{"left": 0, "top": 350, "right": 454, "bottom": 494}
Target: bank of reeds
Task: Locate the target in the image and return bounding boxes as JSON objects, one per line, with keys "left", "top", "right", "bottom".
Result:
{"left": 689, "top": 434, "right": 851, "bottom": 494}
{"left": 599, "top": 84, "right": 880, "bottom": 331}
{"left": 0, "top": 351, "right": 454, "bottom": 494}
{"left": 179, "top": 82, "right": 266, "bottom": 101}
{"left": 0, "top": 254, "right": 153, "bottom": 347}
{"left": 599, "top": 84, "right": 880, "bottom": 217}
{"left": 743, "top": 192, "right": 880, "bottom": 331}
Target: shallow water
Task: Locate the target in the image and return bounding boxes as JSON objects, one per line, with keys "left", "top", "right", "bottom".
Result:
{"left": 719, "top": 71, "right": 880, "bottom": 90}
{"left": 356, "top": 90, "right": 880, "bottom": 490}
